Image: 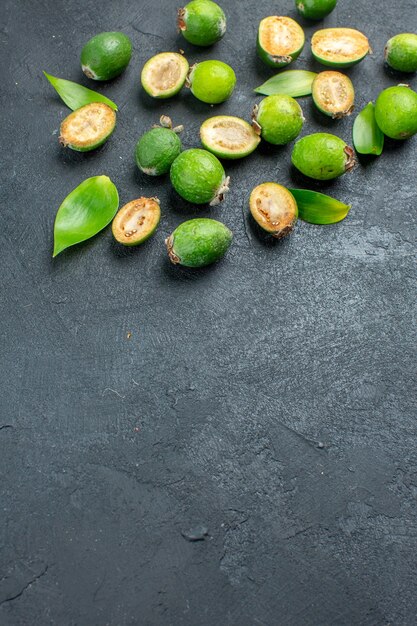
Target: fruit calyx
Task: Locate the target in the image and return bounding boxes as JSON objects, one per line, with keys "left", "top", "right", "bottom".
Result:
{"left": 344, "top": 146, "right": 356, "bottom": 172}
{"left": 165, "top": 234, "right": 181, "bottom": 264}
{"left": 152, "top": 115, "right": 184, "bottom": 134}
{"left": 210, "top": 176, "right": 231, "bottom": 206}
{"left": 177, "top": 8, "right": 186, "bottom": 32}
{"left": 251, "top": 105, "right": 262, "bottom": 135}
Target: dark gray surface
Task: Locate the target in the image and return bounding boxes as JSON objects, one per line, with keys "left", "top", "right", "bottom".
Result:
{"left": 1, "top": 0, "right": 416, "bottom": 624}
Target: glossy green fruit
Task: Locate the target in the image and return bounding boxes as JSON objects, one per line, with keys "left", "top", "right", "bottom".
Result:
{"left": 170, "top": 149, "right": 230, "bottom": 205}
{"left": 311, "top": 28, "right": 370, "bottom": 67}
{"left": 59, "top": 103, "right": 116, "bottom": 152}
{"left": 374, "top": 85, "right": 417, "bottom": 140}
{"left": 187, "top": 60, "right": 236, "bottom": 104}
{"left": 295, "top": 0, "right": 337, "bottom": 20}
{"left": 200, "top": 116, "right": 260, "bottom": 159}
{"left": 291, "top": 133, "right": 356, "bottom": 180}
{"left": 81, "top": 32, "right": 132, "bottom": 80}
{"left": 384, "top": 34, "right": 417, "bottom": 73}
{"left": 166, "top": 219, "right": 232, "bottom": 267}
{"left": 250, "top": 183, "right": 298, "bottom": 239}
{"left": 141, "top": 53, "right": 189, "bottom": 98}
{"left": 135, "top": 117, "right": 183, "bottom": 176}
{"left": 252, "top": 95, "right": 304, "bottom": 145}
{"left": 312, "top": 71, "right": 355, "bottom": 118}
{"left": 178, "top": 0, "right": 226, "bottom": 46}
{"left": 257, "top": 16, "right": 305, "bottom": 68}
{"left": 112, "top": 197, "right": 161, "bottom": 246}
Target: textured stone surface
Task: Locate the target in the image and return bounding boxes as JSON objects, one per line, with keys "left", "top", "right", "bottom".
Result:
{"left": 1, "top": 0, "right": 416, "bottom": 624}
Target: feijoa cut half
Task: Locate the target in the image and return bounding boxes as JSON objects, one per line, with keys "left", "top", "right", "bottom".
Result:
{"left": 200, "top": 116, "right": 260, "bottom": 159}
{"left": 81, "top": 32, "right": 132, "bottom": 80}
{"left": 311, "top": 28, "right": 370, "bottom": 67}
{"left": 141, "top": 53, "right": 189, "bottom": 99}
{"left": 59, "top": 102, "right": 116, "bottom": 152}
{"left": 112, "top": 197, "right": 161, "bottom": 246}
{"left": 257, "top": 16, "right": 305, "bottom": 68}
{"left": 166, "top": 218, "right": 232, "bottom": 267}
{"left": 312, "top": 71, "right": 355, "bottom": 118}
{"left": 249, "top": 183, "right": 298, "bottom": 239}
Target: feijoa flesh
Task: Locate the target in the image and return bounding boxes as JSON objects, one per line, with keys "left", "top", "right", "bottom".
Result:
{"left": 374, "top": 85, "right": 417, "bottom": 140}
{"left": 312, "top": 71, "right": 355, "bottom": 118}
{"left": 81, "top": 32, "right": 132, "bottom": 80}
{"left": 291, "top": 133, "right": 356, "bottom": 180}
{"left": 141, "top": 53, "right": 189, "bottom": 99}
{"left": 170, "top": 149, "right": 230, "bottom": 205}
{"left": 135, "top": 116, "right": 183, "bottom": 176}
{"left": 252, "top": 95, "right": 304, "bottom": 145}
{"left": 250, "top": 183, "right": 298, "bottom": 239}
{"left": 295, "top": 0, "right": 337, "bottom": 20}
{"left": 385, "top": 34, "right": 417, "bottom": 73}
{"left": 59, "top": 102, "right": 116, "bottom": 152}
{"left": 166, "top": 218, "right": 232, "bottom": 267}
{"left": 200, "top": 116, "right": 260, "bottom": 159}
{"left": 311, "top": 28, "right": 370, "bottom": 67}
{"left": 257, "top": 16, "right": 305, "bottom": 68}
{"left": 178, "top": 0, "right": 226, "bottom": 47}
{"left": 187, "top": 60, "right": 236, "bottom": 104}
{"left": 112, "top": 197, "right": 161, "bottom": 246}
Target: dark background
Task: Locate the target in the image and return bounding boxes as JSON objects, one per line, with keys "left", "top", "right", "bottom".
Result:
{"left": 1, "top": 0, "right": 416, "bottom": 624}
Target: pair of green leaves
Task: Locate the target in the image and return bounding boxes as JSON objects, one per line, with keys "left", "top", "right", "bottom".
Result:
{"left": 254, "top": 70, "right": 317, "bottom": 97}
{"left": 44, "top": 72, "right": 118, "bottom": 111}
{"left": 352, "top": 102, "right": 384, "bottom": 156}
{"left": 289, "top": 189, "right": 351, "bottom": 225}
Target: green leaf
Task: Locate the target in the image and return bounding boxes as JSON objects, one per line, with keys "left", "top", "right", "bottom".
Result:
{"left": 289, "top": 189, "right": 351, "bottom": 225}
{"left": 44, "top": 72, "right": 118, "bottom": 111}
{"left": 254, "top": 70, "right": 317, "bottom": 97}
{"left": 53, "top": 176, "right": 119, "bottom": 257}
{"left": 352, "top": 102, "right": 384, "bottom": 156}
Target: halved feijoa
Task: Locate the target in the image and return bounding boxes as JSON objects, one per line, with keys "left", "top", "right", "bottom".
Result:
{"left": 312, "top": 71, "right": 354, "bottom": 118}
{"left": 81, "top": 32, "right": 132, "bottom": 81}
{"left": 200, "top": 116, "right": 260, "bottom": 159}
{"left": 249, "top": 183, "right": 298, "bottom": 239}
{"left": 257, "top": 16, "right": 305, "bottom": 68}
{"left": 295, "top": 0, "right": 337, "bottom": 20}
{"left": 59, "top": 102, "right": 116, "bottom": 152}
{"left": 112, "top": 197, "right": 161, "bottom": 246}
{"left": 166, "top": 219, "right": 232, "bottom": 267}
{"left": 374, "top": 85, "right": 417, "bottom": 140}
{"left": 178, "top": 0, "right": 226, "bottom": 47}
{"left": 311, "top": 28, "right": 370, "bottom": 67}
{"left": 291, "top": 133, "right": 356, "bottom": 180}
{"left": 384, "top": 34, "right": 417, "bottom": 73}
{"left": 141, "top": 53, "right": 189, "bottom": 99}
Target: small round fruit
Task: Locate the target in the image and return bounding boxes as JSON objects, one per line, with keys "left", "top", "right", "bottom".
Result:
{"left": 170, "top": 149, "right": 230, "bottom": 205}
{"left": 384, "top": 34, "right": 417, "bottom": 73}
{"left": 187, "top": 60, "right": 236, "bottom": 104}
{"left": 200, "top": 116, "right": 260, "bottom": 159}
{"left": 311, "top": 28, "right": 370, "bottom": 67}
{"left": 295, "top": 0, "right": 337, "bottom": 20}
{"left": 141, "top": 52, "right": 189, "bottom": 99}
{"left": 81, "top": 32, "right": 132, "bottom": 80}
{"left": 250, "top": 183, "right": 298, "bottom": 239}
{"left": 252, "top": 95, "right": 304, "bottom": 145}
{"left": 374, "top": 85, "right": 417, "bottom": 140}
{"left": 135, "top": 119, "right": 182, "bottom": 176}
{"left": 112, "top": 197, "right": 161, "bottom": 246}
{"left": 257, "top": 16, "right": 305, "bottom": 68}
{"left": 166, "top": 218, "right": 232, "bottom": 267}
{"left": 178, "top": 0, "right": 226, "bottom": 47}
{"left": 59, "top": 103, "right": 116, "bottom": 152}
{"left": 291, "top": 133, "right": 356, "bottom": 180}
{"left": 312, "top": 71, "right": 354, "bottom": 118}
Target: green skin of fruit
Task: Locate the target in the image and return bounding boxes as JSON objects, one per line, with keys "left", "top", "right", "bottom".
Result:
{"left": 375, "top": 86, "right": 417, "bottom": 140}
{"left": 167, "top": 218, "right": 232, "bottom": 267}
{"left": 200, "top": 117, "right": 260, "bottom": 159}
{"left": 291, "top": 133, "right": 353, "bottom": 180}
{"left": 135, "top": 128, "right": 182, "bottom": 176}
{"left": 81, "top": 32, "right": 132, "bottom": 80}
{"left": 256, "top": 95, "right": 304, "bottom": 145}
{"left": 170, "top": 149, "right": 226, "bottom": 204}
{"left": 179, "top": 0, "right": 226, "bottom": 46}
{"left": 385, "top": 34, "right": 417, "bottom": 73}
{"left": 257, "top": 37, "right": 304, "bottom": 69}
{"left": 189, "top": 61, "right": 236, "bottom": 104}
{"left": 295, "top": 0, "right": 337, "bottom": 20}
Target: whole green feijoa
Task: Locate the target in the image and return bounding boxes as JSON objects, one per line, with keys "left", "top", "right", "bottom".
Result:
{"left": 252, "top": 95, "right": 304, "bottom": 145}
{"left": 187, "top": 60, "right": 236, "bottom": 104}
{"left": 384, "top": 34, "right": 417, "bottom": 73}
{"left": 166, "top": 219, "right": 232, "bottom": 267}
{"left": 170, "top": 149, "right": 229, "bottom": 205}
{"left": 81, "top": 32, "right": 132, "bottom": 80}
{"left": 135, "top": 117, "right": 183, "bottom": 176}
{"left": 295, "top": 0, "right": 337, "bottom": 20}
{"left": 178, "top": 0, "right": 226, "bottom": 47}
{"left": 374, "top": 85, "right": 417, "bottom": 140}
{"left": 291, "top": 133, "right": 356, "bottom": 180}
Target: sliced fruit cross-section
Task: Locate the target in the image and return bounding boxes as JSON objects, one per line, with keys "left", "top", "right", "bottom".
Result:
{"left": 200, "top": 116, "right": 260, "bottom": 159}
{"left": 249, "top": 183, "right": 298, "bottom": 239}
{"left": 112, "top": 197, "right": 161, "bottom": 246}
{"left": 59, "top": 102, "right": 116, "bottom": 152}
{"left": 141, "top": 53, "right": 189, "bottom": 99}
{"left": 311, "top": 28, "right": 370, "bottom": 67}
{"left": 312, "top": 71, "right": 355, "bottom": 118}
{"left": 257, "top": 16, "right": 305, "bottom": 68}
